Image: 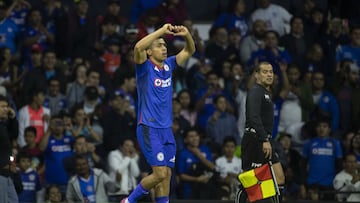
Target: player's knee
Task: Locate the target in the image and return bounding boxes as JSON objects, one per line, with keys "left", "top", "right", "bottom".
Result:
{"left": 153, "top": 167, "right": 169, "bottom": 182}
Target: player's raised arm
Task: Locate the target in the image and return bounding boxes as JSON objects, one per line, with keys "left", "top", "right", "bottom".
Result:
{"left": 133, "top": 24, "right": 175, "bottom": 64}
{"left": 173, "top": 25, "right": 196, "bottom": 66}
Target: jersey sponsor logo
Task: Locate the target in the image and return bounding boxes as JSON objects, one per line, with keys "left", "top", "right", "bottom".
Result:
{"left": 157, "top": 152, "right": 164, "bottom": 161}
{"left": 154, "top": 78, "right": 171, "bottom": 88}
{"left": 23, "top": 182, "right": 36, "bottom": 191}
{"left": 51, "top": 145, "right": 72, "bottom": 152}
{"left": 169, "top": 156, "right": 175, "bottom": 163}
{"left": 312, "top": 147, "right": 333, "bottom": 156}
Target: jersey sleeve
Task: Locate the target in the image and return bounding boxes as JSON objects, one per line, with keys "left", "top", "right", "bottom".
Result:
{"left": 136, "top": 60, "right": 149, "bottom": 77}
{"left": 166, "top": 56, "right": 177, "bottom": 71}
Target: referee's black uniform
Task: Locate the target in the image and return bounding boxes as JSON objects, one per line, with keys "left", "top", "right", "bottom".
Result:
{"left": 241, "top": 83, "right": 279, "bottom": 171}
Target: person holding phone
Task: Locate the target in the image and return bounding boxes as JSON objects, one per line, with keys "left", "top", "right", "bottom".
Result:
{"left": 0, "top": 95, "right": 19, "bottom": 202}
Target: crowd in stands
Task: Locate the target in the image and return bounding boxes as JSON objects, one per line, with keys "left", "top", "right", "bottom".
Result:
{"left": 1, "top": 0, "right": 360, "bottom": 202}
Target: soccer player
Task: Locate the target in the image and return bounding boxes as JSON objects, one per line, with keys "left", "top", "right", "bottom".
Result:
{"left": 121, "top": 24, "right": 195, "bottom": 203}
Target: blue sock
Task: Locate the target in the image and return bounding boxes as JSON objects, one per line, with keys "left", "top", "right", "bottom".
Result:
{"left": 155, "top": 196, "right": 169, "bottom": 203}
{"left": 128, "top": 183, "right": 149, "bottom": 203}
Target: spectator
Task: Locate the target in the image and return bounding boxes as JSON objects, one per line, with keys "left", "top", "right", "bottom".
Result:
{"left": 102, "top": 91, "right": 136, "bottom": 154}
{"left": 0, "top": 1, "right": 19, "bottom": 54}
{"left": 114, "top": 71, "right": 136, "bottom": 110}
{"left": 44, "top": 184, "right": 63, "bottom": 203}
{"left": 318, "top": 17, "right": 350, "bottom": 78}
{"left": 250, "top": 0, "right": 292, "bottom": 36}
{"left": 342, "top": 131, "right": 355, "bottom": 155}
{"left": 96, "top": 0, "right": 128, "bottom": 36}
{"left": 177, "top": 128, "right": 217, "bottom": 199}
{"left": 277, "top": 133, "right": 302, "bottom": 200}
{"left": 178, "top": 89, "right": 197, "bottom": 127}
{"left": 23, "top": 8, "right": 55, "bottom": 55}
{"left": 21, "top": 126, "right": 44, "bottom": 177}
{"left": 17, "top": 152, "right": 42, "bottom": 203}
{"left": 172, "top": 98, "right": 191, "bottom": 137}
{"left": 333, "top": 153, "right": 360, "bottom": 202}
{"left": 204, "top": 26, "right": 239, "bottom": 75}
{"left": 304, "top": 43, "right": 331, "bottom": 81}
{"left": 17, "top": 88, "right": 50, "bottom": 147}
{"left": 7, "top": 0, "right": 31, "bottom": 32}
{"left": 185, "top": 58, "right": 213, "bottom": 97}
{"left": 130, "top": 0, "right": 162, "bottom": 23}
{"left": 57, "top": 0, "right": 97, "bottom": 59}
{"left": 39, "top": 115, "right": 74, "bottom": 194}
{"left": 100, "top": 34, "right": 122, "bottom": 79}
{"left": 336, "top": 25, "right": 360, "bottom": 70}
{"left": 44, "top": 77, "right": 68, "bottom": 116}
{"left": 248, "top": 30, "right": 291, "bottom": 75}
{"left": 22, "top": 49, "right": 67, "bottom": 102}
{"left": 279, "top": 16, "right": 312, "bottom": 70}
{"left": 334, "top": 63, "right": 359, "bottom": 133}
{"left": 94, "top": 15, "right": 121, "bottom": 54}
{"left": 310, "top": 71, "right": 340, "bottom": 132}
{"left": 215, "top": 136, "right": 242, "bottom": 200}
{"left": 239, "top": 19, "right": 266, "bottom": 64}
{"left": 85, "top": 69, "right": 106, "bottom": 100}
{"left": 157, "top": 0, "right": 188, "bottom": 25}
{"left": 206, "top": 95, "right": 239, "bottom": 147}
{"left": 349, "top": 133, "right": 360, "bottom": 164}
{"left": 66, "top": 154, "right": 119, "bottom": 203}
{"left": 107, "top": 138, "right": 140, "bottom": 202}
{"left": 136, "top": 8, "right": 160, "bottom": 41}
{"left": 66, "top": 63, "right": 87, "bottom": 109}
{"left": 303, "top": 7, "right": 327, "bottom": 44}
{"left": 195, "top": 71, "right": 233, "bottom": 130}
{"left": 119, "top": 23, "right": 139, "bottom": 56}
{"left": 69, "top": 107, "right": 101, "bottom": 144}
{"left": 73, "top": 85, "right": 101, "bottom": 115}
{"left": 0, "top": 95, "right": 19, "bottom": 202}
{"left": 0, "top": 47, "right": 22, "bottom": 98}
{"left": 300, "top": 118, "right": 343, "bottom": 201}
{"left": 62, "top": 135, "right": 105, "bottom": 177}
{"left": 213, "top": 0, "right": 248, "bottom": 38}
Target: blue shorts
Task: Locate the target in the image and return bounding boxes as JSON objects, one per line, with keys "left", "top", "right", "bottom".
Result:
{"left": 137, "top": 125, "right": 176, "bottom": 168}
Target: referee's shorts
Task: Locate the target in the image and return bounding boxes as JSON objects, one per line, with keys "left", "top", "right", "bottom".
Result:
{"left": 241, "top": 128, "right": 279, "bottom": 171}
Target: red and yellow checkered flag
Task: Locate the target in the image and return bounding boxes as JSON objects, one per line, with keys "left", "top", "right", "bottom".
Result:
{"left": 238, "top": 164, "right": 276, "bottom": 202}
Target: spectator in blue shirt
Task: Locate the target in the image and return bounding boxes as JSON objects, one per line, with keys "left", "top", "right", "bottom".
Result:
{"left": 248, "top": 30, "right": 291, "bottom": 75}
{"left": 0, "top": 2, "right": 19, "bottom": 54}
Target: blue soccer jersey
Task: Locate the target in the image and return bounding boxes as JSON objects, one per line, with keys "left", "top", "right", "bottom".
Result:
{"left": 136, "top": 56, "right": 177, "bottom": 128}
{"left": 44, "top": 134, "right": 74, "bottom": 185}
{"left": 18, "top": 168, "right": 41, "bottom": 203}
{"left": 302, "top": 137, "right": 343, "bottom": 186}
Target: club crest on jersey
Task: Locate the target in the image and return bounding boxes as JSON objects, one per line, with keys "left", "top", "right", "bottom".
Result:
{"left": 164, "top": 64, "right": 170, "bottom": 71}
{"left": 154, "top": 78, "right": 171, "bottom": 87}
